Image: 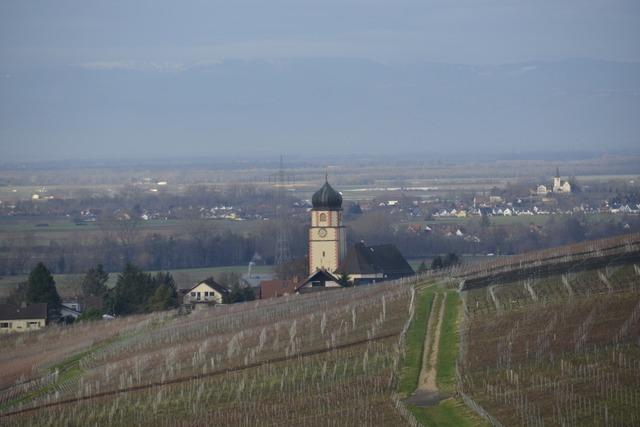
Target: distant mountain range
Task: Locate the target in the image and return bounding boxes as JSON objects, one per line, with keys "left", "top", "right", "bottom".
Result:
{"left": 1, "top": 58, "right": 638, "bottom": 160}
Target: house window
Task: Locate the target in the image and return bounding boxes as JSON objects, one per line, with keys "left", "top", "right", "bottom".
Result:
{"left": 0, "top": 322, "right": 10, "bottom": 328}
{"left": 27, "top": 321, "right": 39, "bottom": 328}
{"left": 190, "top": 292, "right": 196, "bottom": 297}
{"left": 319, "top": 213, "right": 327, "bottom": 222}
{"left": 204, "top": 291, "right": 209, "bottom": 297}
{"left": 311, "top": 281, "right": 324, "bottom": 287}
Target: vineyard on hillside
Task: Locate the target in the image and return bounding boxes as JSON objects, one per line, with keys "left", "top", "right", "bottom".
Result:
{"left": 459, "top": 260, "right": 640, "bottom": 426}
{"left": 2, "top": 233, "right": 640, "bottom": 426}
{"left": 456, "top": 232, "right": 640, "bottom": 289}
{"left": 0, "top": 284, "right": 415, "bottom": 426}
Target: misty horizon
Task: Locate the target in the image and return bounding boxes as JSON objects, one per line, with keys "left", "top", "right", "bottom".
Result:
{"left": 2, "top": 1, "right": 639, "bottom": 162}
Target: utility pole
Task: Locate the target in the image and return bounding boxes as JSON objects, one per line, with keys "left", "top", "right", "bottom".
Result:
{"left": 273, "top": 155, "right": 292, "bottom": 265}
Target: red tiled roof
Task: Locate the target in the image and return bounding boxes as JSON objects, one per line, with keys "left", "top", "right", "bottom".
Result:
{"left": 259, "top": 280, "right": 298, "bottom": 299}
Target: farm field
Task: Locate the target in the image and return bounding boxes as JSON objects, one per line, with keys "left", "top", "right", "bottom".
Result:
{"left": 0, "top": 282, "right": 415, "bottom": 426}
{"left": 459, "top": 262, "right": 640, "bottom": 426}
{"left": 0, "top": 216, "right": 264, "bottom": 238}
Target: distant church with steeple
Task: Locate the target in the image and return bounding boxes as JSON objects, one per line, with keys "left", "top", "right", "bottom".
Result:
{"left": 552, "top": 167, "right": 572, "bottom": 194}
{"left": 296, "top": 176, "right": 414, "bottom": 293}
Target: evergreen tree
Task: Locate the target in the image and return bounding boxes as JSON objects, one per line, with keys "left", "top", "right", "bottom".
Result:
{"left": 81, "top": 264, "right": 109, "bottom": 298}
{"left": 109, "top": 266, "right": 181, "bottom": 315}
{"left": 228, "top": 283, "right": 256, "bottom": 303}
{"left": 26, "top": 263, "right": 61, "bottom": 317}
{"left": 417, "top": 261, "right": 428, "bottom": 274}
{"left": 147, "top": 272, "right": 179, "bottom": 311}
{"left": 444, "top": 252, "right": 461, "bottom": 267}
{"left": 109, "top": 263, "right": 156, "bottom": 315}
{"left": 431, "top": 256, "right": 444, "bottom": 270}
{"left": 147, "top": 283, "right": 177, "bottom": 311}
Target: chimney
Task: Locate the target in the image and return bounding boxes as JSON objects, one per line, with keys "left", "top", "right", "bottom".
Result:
{"left": 248, "top": 261, "right": 255, "bottom": 278}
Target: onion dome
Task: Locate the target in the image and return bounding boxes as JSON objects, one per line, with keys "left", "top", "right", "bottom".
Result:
{"left": 312, "top": 181, "right": 342, "bottom": 210}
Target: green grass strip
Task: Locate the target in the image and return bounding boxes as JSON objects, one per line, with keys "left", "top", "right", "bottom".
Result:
{"left": 397, "top": 286, "right": 434, "bottom": 397}
{"left": 408, "top": 398, "right": 488, "bottom": 427}
{"left": 436, "top": 291, "right": 460, "bottom": 392}
{"left": 403, "top": 289, "right": 489, "bottom": 426}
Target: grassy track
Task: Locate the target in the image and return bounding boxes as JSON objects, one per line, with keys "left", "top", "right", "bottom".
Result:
{"left": 397, "top": 286, "right": 434, "bottom": 397}
{"left": 399, "top": 283, "right": 487, "bottom": 426}
{"left": 408, "top": 399, "right": 485, "bottom": 427}
{"left": 435, "top": 291, "right": 460, "bottom": 393}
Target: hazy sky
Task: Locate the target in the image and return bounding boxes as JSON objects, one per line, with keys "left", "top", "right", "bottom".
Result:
{"left": 1, "top": 1, "right": 639, "bottom": 161}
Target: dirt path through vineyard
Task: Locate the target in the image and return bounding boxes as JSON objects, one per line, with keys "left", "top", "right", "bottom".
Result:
{"left": 406, "top": 292, "right": 448, "bottom": 407}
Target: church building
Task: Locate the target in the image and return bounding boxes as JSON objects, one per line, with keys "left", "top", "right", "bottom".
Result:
{"left": 308, "top": 177, "right": 347, "bottom": 274}
{"left": 552, "top": 167, "right": 572, "bottom": 194}
{"left": 297, "top": 178, "right": 413, "bottom": 293}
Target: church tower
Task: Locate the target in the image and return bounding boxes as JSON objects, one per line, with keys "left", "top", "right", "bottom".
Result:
{"left": 308, "top": 177, "right": 347, "bottom": 274}
{"left": 553, "top": 166, "right": 562, "bottom": 192}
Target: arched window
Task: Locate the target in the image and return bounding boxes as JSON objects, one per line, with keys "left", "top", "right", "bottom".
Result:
{"left": 319, "top": 213, "right": 327, "bottom": 222}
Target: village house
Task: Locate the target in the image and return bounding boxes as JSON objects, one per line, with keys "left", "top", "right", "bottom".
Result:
{"left": 0, "top": 303, "right": 48, "bottom": 334}
{"left": 60, "top": 300, "right": 83, "bottom": 320}
{"left": 295, "top": 269, "right": 342, "bottom": 293}
{"left": 182, "top": 278, "right": 230, "bottom": 305}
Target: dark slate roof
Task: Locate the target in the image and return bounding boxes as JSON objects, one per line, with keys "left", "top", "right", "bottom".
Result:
{"left": 0, "top": 303, "right": 48, "bottom": 320}
{"left": 295, "top": 269, "right": 341, "bottom": 291}
{"left": 188, "top": 278, "right": 231, "bottom": 295}
{"left": 369, "top": 244, "right": 415, "bottom": 276}
{"left": 312, "top": 181, "right": 342, "bottom": 210}
{"left": 336, "top": 242, "right": 379, "bottom": 275}
{"left": 336, "top": 243, "right": 414, "bottom": 277}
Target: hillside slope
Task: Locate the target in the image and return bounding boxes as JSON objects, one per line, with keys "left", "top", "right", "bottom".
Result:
{"left": 459, "top": 238, "right": 640, "bottom": 426}
{"left": 1, "top": 284, "right": 414, "bottom": 426}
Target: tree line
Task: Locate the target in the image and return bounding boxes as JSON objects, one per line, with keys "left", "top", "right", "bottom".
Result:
{"left": 1, "top": 210, "right": 638, "bottom": 278}
{"left": 7, "top": 262, "right": 258, "bottom": 322}
{"left": 7, "top": 263, "right": 182, "bottom": 321}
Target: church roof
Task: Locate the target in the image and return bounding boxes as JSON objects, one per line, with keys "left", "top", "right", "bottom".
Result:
{"left": 312, "top": 181, "right": 342, "bottom": 210}
{"left": 336, "top": 243, "right": 379, "bottom": 274}
{"left": 336, "top": 243, "right": 414, "bottom": 277}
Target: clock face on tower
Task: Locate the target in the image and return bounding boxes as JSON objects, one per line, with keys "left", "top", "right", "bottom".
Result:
{"left": 318, "top": 228, "right": 327, "bottom": 237}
